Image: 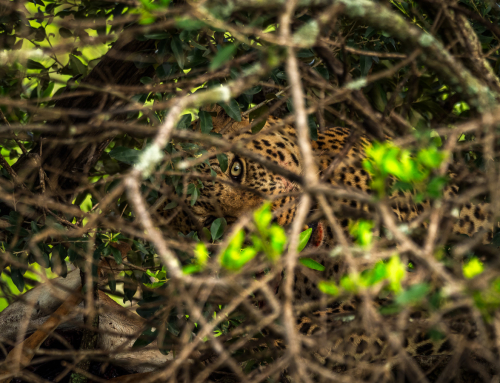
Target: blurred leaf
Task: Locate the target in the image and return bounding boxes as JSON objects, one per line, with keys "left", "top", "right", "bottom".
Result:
{"left": 464, "top": 257, "right": 484, "bottom": 279}
{"left": 194, "top": 242, "right": 209, "bottom": 266}
{"left": 269, "top": 225, "right": 286, "bottom": 259}
{"left": 69, "top": 54, "right": 87, "bottom": 76}
{"left": 177, "top": 114, "right": 192, "bottom": 130}
{"left": 318, "top": 280, "right": 338, "bottom": 296}
{"left": 109, "top": 147, "right": 141, "bottom": 165}
{"left": 211, "top": 217, "right": 227, "bottom": 241}
{"left": 249, "top": 105, "right": 269, "bottom": 134}
{"left": 11, "top": 268, "right": 24, "bottom": 293}
{"left": 217, "top": 153, "right": 228, "bottom": 172}
{"left": 156, "top": 62, "right": 172, "bottom": 79}
{"left": 171, "top": 36, "right": 184, "bottom": 69}
{"left": 199, "top": 111, "right": 213, "bottom": 134}
{"left": 395, "top": 283, "right": 430, "bottom": 306}
{"left": 111, "top": 246, "right": 122, "bottom": 265}
{"left": 210, "top": 44, "right": 237, "bottom": 71}
{"left": 26, "top": 59, "right": 46, "bottom": 70}
{"left": 59, "top": 27, "right": 72, "bottom": 38}
{"left": 133, "top": 326, "right": 158, "bottom": 348}
{"left": 299, "top": 257, "right": 325, "bottom": 271}
{"left": 218, "top": 99, "right": 241, "bottom": 122}
{"left": 297, "top": 228, "right": 312, "bottom": 252}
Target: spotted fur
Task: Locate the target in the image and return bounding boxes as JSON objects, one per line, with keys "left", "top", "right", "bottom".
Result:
{"left": 159, "top": 105, "right": 492, "bottom": 364}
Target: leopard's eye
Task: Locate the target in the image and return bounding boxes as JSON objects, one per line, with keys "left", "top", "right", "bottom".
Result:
{"left": 230, "top": 159, "right": 243, "bottom": 181}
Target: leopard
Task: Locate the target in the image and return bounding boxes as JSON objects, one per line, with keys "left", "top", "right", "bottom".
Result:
{"left": 159, "top": 105, "right": 494, "bottom": 375}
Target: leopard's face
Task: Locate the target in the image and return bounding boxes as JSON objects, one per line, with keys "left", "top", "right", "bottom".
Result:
{"left": 167, "top": 114, "right": 305, "bottom": 233}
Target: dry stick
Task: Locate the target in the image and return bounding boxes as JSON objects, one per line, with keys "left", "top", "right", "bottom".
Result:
{"left": 280, "top": 0, "right": 319, "bottom": 380}
{"left": 0, "top": 287, "right": 82, "bottom": 383}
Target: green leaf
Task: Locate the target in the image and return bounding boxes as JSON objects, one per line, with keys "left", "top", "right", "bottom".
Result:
{"left": 209, "top": 44, "right": 237, "bottom": 71}
{"left": 140, "top": 76, "right": 153, "bottom": 84}
{"left": 59, "top": 27, "right": 73, "bottom": 38}
{"left": 175, "top": 17, "right": 205, "bottom": 31}
{"left": 26, "top": 59, "right": 45, "bottom": 70}
{"left": 163, "top": 201, "right": 178, "bottom": 210}
{"left": 318, "top": 280, "right": 338, "bottom": 296}
{"left": 183, "top": 264, "right": 202, "bottom": 274}
{"left": 292, "top": 20, "right": 319, "bottom": 47}
{"left": 299, "top": 257, "right": 325, "bottom": 271}
{"left": 298, "top": 228, "right": 312, "bottom": 252}
{"left": 69, "top": 54, "right": 87, "bottom": 76}
{"left": 269, "top": 225, "right": 287, "bottom": 259}
{"left": 218, "top": 99, "right": 241, "bottom": 122}
{"left": 144, "top": 32, "right": 169, "bottom": 39}
{"left": 111, "top": 246, "right": 122, "bottom": 265}
{"left": 133, "top": 326, "right": 158, "bottom": 348}
{"left": 216, "top": 153, "right": 228, "bottom": 172}
{"left": 199, "top": 111, "right": 213, "bottom": 134}
{"left": 249, "top": 105, "right": 269, "bottom": 134}
{"left": 463, "top": 257, "right": 484, "bottom": 279}
{"left": 395, "top": 283, "right": 430, "bottom": 306}
{"left": 253, "top": 202, "right": 272, "bottom": 233}
{"left": 156, "top": 62, "right": 172, "bottom": 79}
{"left": 190, "top": 186, "right": 199, "bottom": 206}
{"left": 11, "top": 268, "right": 25, "bottom": 292}
{"left": 220, "top": 230, "right": 256, "bottom": 271}
{"left": 194, "top": 242, "right": 209, "bottom": 266}
{"left": 171, "top": 36, "right": 184, "bottom": 69}
{"left": 211, "top": 217, "right": 227, "bottom": 241}
{"left": 176, "top": 114, "right": 192, "bottom": 130}
{"left": 133, "top": 240, "right": 149, "bottom": 254}
{"left": 108, "top": 274, "right": 116, "bottom": 292}
{"left": 31, "top": 221, "right": 39, "bottom": 234}
{"left": 109, "top": 146, "right": 141, "bottom": 165}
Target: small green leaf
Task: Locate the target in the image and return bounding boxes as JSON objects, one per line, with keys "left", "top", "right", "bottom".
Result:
{"left": 171, "top": 36, "right": 184, "bottom": 69}
{"left": 218, "top": 99, "right": 241, "bottom": 122}
{"left": 216, "top": 153, "right": 228, "bottom": 172}
{"left": 111, "top": 246, "right": 122, "bottom": 265}
{"left": 292, "top": 19, "right": 319, "bottom": 47}
{"left": 269, "top": 225, "right": 287, "bottom": 260}
{"left": 199, "top": 111, "right": 214, "bottom": 134}
{"left": 463, "top": 257, "right": 484, "bottom": 279}
{"left": 69, "top": 54, "right": 87, "bottom": 76}
{"left": 133, "top": 326, "right": 158, "bottom": 348}
{"left": 176, "top": 114, "right": 192, "bottom": 130}
{"left": 26, "top": 59, "right": 45, "bottom": 70}
{"left": 211, "top": 217, "right": 227, "bottom": 241}
{"left": 209, "top": 44, "right": 237, "bottom": 71}
{"left": 109, "top": 146, "right": 141, "bottom": 165}
{"left": 249, "top": 105, "right": 269, "bottom": 134}
{"left": 299, "top": 257, "right": 325, "bottom": 271}
{"left": 163, "top": 201, "right": 178, "bottom": 210}
{"left": 133, "top": 240, "right": 149, "bottom": 254}
{"left": 31, "top": 221, "right": 39, "bottom": 233}
{"left": 194, "top": 242, "right": 209, "bottom": 266}
{"left": 156, "top": 62, "right": 172, "bottom": 79}
{"left": 144, "top": 32, "right": 169, "bottom": 39}
{"left": 190, "top": 186, "right": 199, "bottom": 206}
{"left": 108, "top": 274, "right": 116, "bottom": 292}
{"left": 221, "top": 231, "right": 256, "bottom": 271}
{"left": 395, "top": 283, "right": 430, "bottom": 306}
{"left": 297, "top": 228, "right": 312, "bottom": 252}
{"left": 11, "top": 268, "right": 25, "bottom": 292}
{"left": 175, "top": 17, "right": 206, "bottom": 31}
{"left": 140, "top": 76, "right": 153, "bottom": 84}
{"left": 318, "top": 280, "right": 338, "bottom": 296}
{"left": 59, "top": 27, "right": 73, "bottom": 38}
{"left": 254, "top": 202, "right": 272, "bottom": 233}
{"left": 183, "top": 264, "right": 202, "bottom": 274}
